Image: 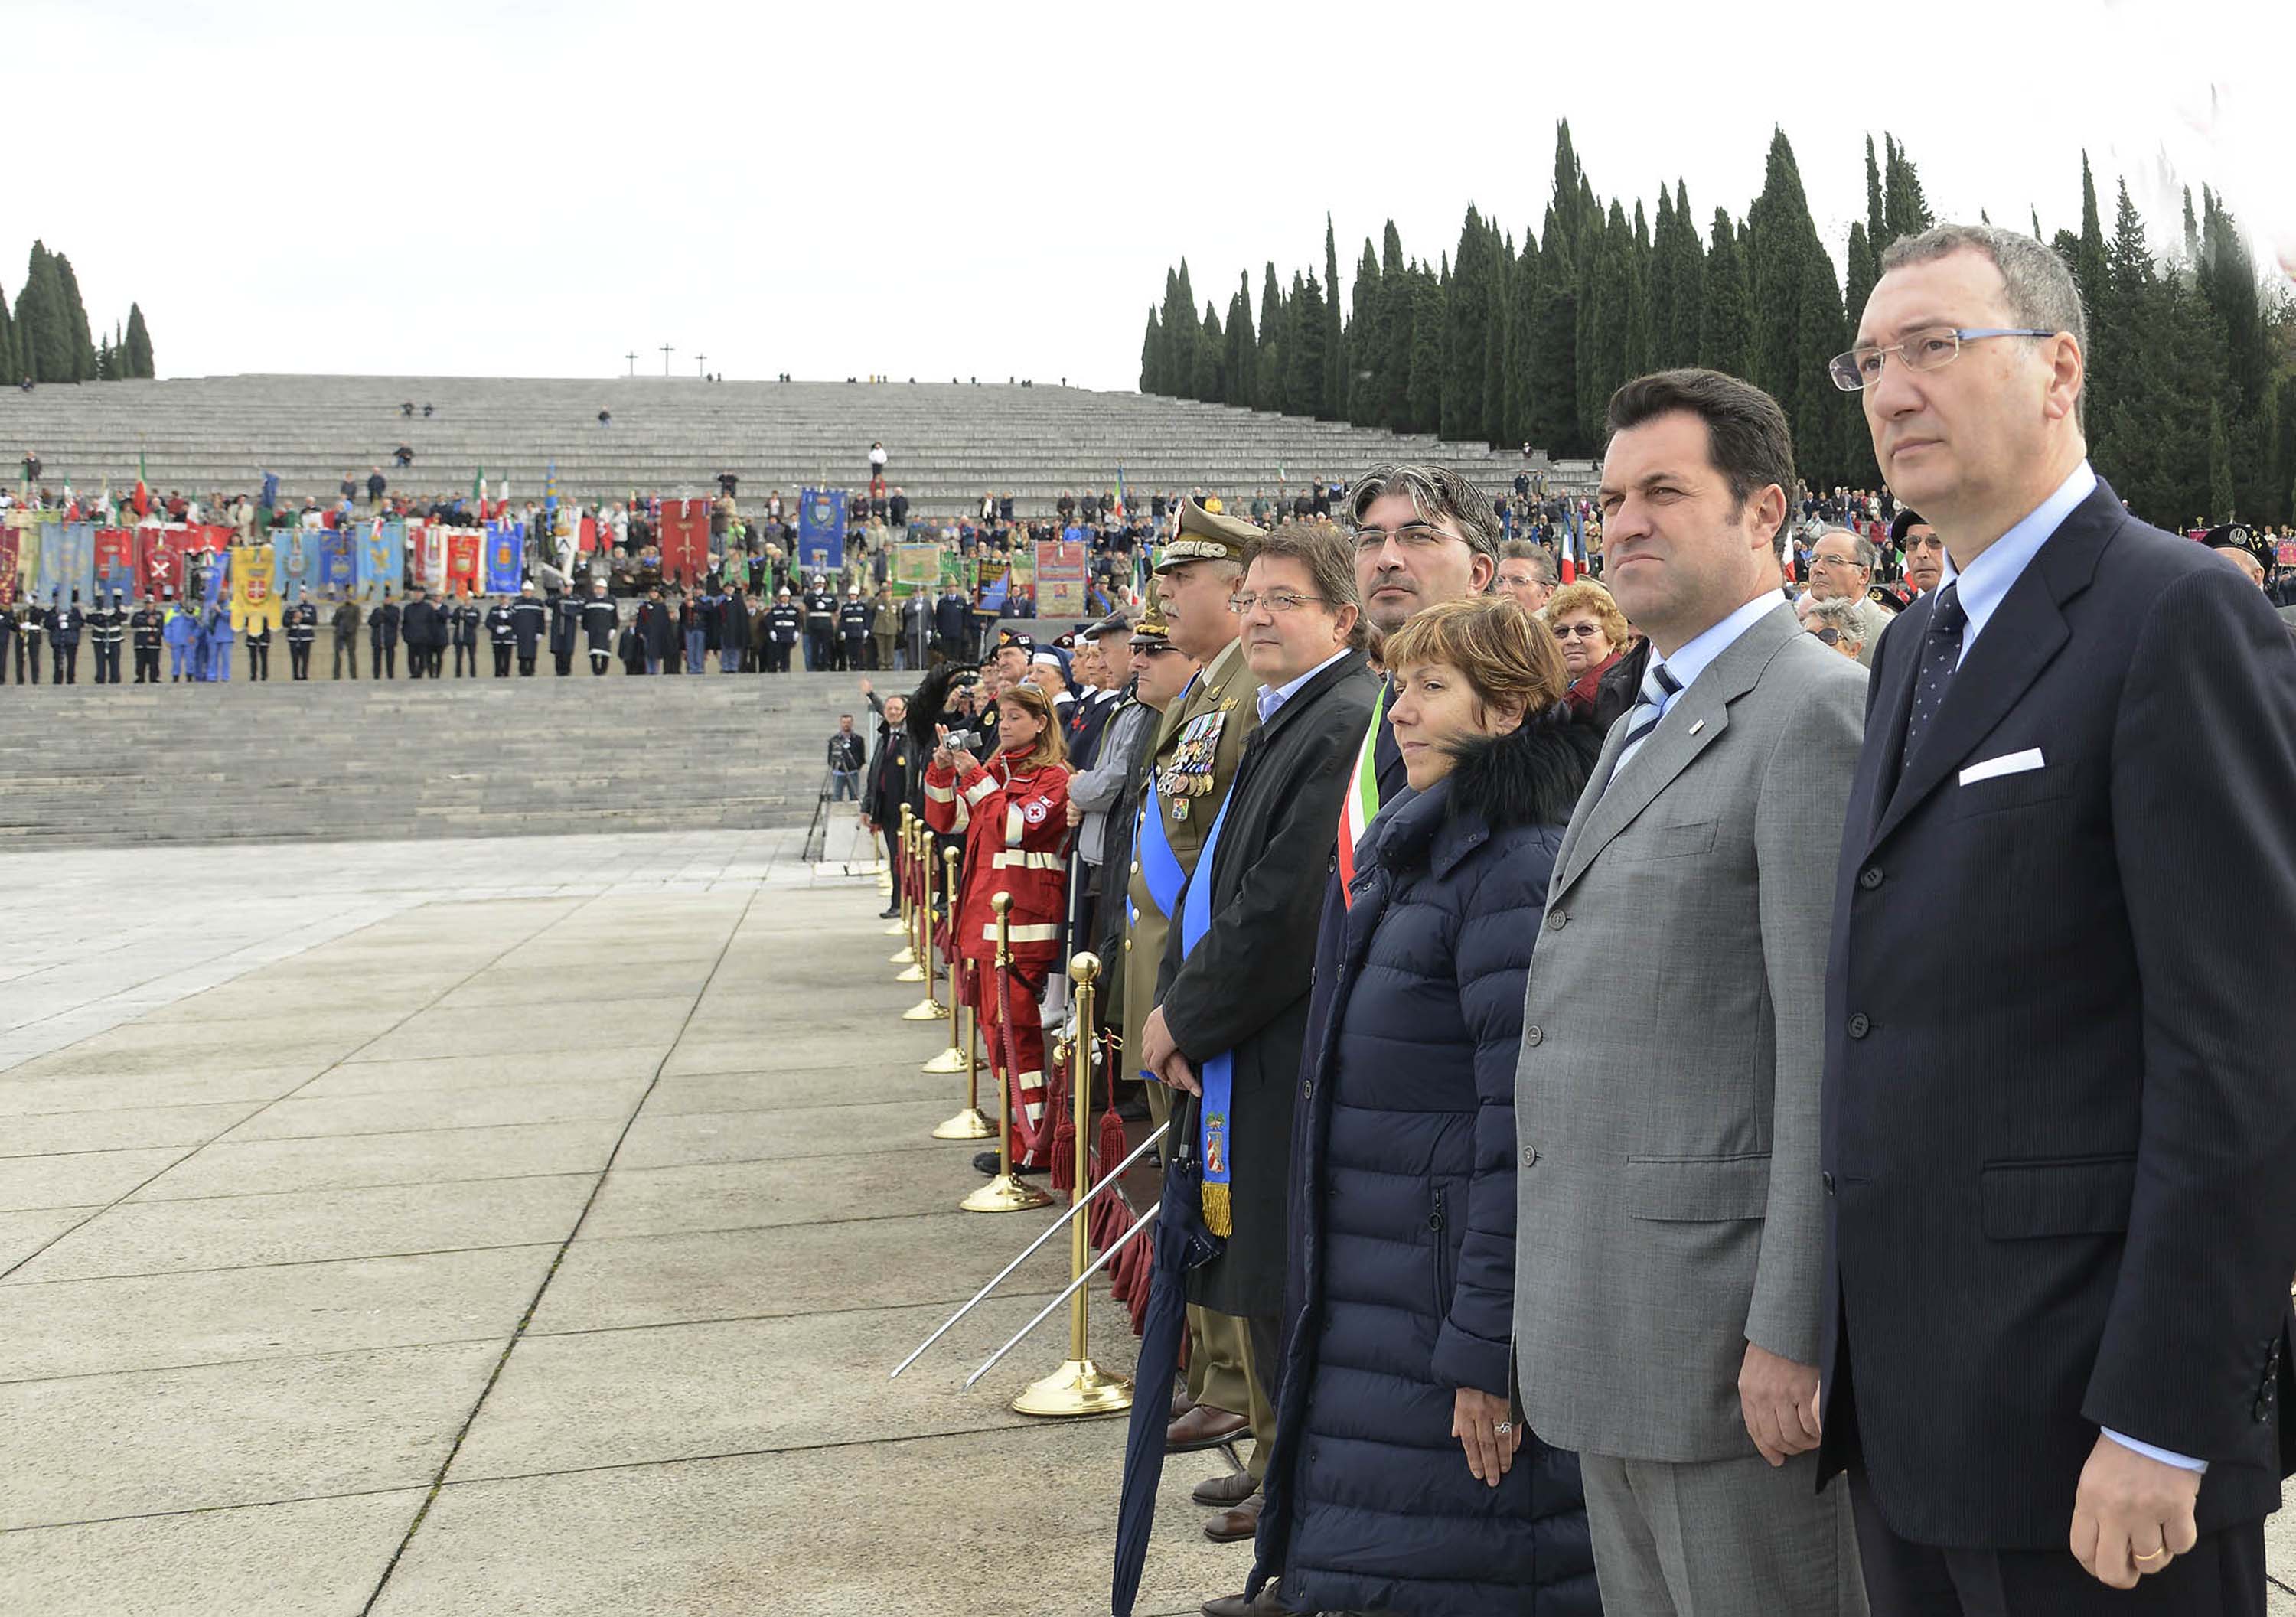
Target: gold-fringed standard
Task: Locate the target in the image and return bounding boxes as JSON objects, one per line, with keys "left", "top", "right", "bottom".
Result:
{"left": 924, "top": 847, "right": 979, "bottom": 1084}
{"left": 890, "top": 811, "right": 920, "bottom": 956}
{"left": 963, "top": 894, "right": 1052, "bottom": 1212}
{"left": 1009, "top": 952, "right": 1134, "bottom": 1417}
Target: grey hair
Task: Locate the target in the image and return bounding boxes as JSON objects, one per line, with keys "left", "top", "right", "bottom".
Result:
{"left": 1805, "top": 597, "right": 1867, "bottom": 644}
{"left": 1814, "top": 524, "right": 1877, "bottom": 571}
{"left": 1499, "top": 537, "right": 1558, "bottom": 586}
{"left": 1347, "top": 463, "right": 1501, "bottom": 560}
{"left": 1877, "top": 223, "right": 2087, "bottom": 424}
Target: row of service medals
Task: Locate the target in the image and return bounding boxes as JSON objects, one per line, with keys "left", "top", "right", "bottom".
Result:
{"left": 1157, "top": 703, "right": 1234, "bottom": 821}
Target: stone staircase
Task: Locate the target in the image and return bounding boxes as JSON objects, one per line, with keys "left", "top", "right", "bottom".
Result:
{"left": 0, "top": 673, "right": 883, "bottom": 846}
{"left": 0, "top": 375, "right": 1592, "bottom": 518}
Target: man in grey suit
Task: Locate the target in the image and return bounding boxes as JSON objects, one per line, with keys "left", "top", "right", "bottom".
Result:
{"left": 1513, "top": 369, "right": 1870, "bottom": 1615}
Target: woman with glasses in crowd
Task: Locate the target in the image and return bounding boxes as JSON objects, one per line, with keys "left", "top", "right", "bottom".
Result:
{"left": 1251, "top": 596, "right": 1602, "bottom": 1617}
{"left": 1544, "top": 580, "right": 1632, "bottom": 722}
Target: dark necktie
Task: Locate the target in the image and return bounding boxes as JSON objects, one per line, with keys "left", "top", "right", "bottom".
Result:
{"left": 1899, "top": 582, "right": 1967, "bottom": 771}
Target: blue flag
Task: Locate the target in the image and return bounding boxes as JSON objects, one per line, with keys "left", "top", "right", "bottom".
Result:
{"left": 484, "top": 520, "right": 523, "bottom": 594}
{"left": 319, "top": 528, "right": 356, "bottom": 595}
{"left": 359, "top": 520, "right": 403, "bottom": 602}
{"left": 797, "top": 487, "right": 846, "bottom": 572}
{"left": 275, "top": 527, "right": 324, "bottom": 602}
{"left": 259, "top": 470, "right": 279, "bottom": 513}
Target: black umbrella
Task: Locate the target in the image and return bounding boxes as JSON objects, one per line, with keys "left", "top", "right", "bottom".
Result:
{"left": 1110, "top": 1139, "right": 1225, "bottom": 1617}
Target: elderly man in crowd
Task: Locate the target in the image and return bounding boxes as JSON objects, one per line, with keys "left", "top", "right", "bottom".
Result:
{"left": 1803, "top": 526, "right": 1893, "bottom": 667}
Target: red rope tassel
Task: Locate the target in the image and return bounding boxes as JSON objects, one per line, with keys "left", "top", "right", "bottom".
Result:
{"left": 1095, "top": 1033, "right": 1128, "bottom": 1184}
{"left": 1047, "top": 1053, "right": 1075, "bottom": 1195}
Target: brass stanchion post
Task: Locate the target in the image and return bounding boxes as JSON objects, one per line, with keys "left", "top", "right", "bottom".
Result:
{"left": 902, "top": 830, "right": 948, "bottom": 1019}
{"left": 882, "top": 805, "right": 910, "bottom": 934}
{"left": 1011, "top": 952, "right": 1133, "bottom": 1414}
{"left": 962, "top": 895, "right": 1052, "bottom": 1213}
{"left": 890, "top": 811, "right": 919, "bottom": 957}
{"left": 925, "top": 846, "right": 977, "bottom": 1088}
{"left": 895, "top": 820, "right": 928, "bottom": 984}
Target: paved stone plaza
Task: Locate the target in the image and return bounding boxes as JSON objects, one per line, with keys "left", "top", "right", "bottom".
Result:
{"left": 2, "top": 826, "right": 2291, "bottom": 1614}
{"left": 0, "top": 826, "right": 1242, "bottom": 1615}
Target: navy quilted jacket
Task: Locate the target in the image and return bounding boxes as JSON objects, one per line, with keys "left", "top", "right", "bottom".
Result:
{"left": 1252, "top": 709, "right": 1603, "bottom": 1617}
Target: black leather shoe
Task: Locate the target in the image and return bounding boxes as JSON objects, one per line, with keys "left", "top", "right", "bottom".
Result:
{"left": 878, "top": 905, "right": 900, "bottom": 919}
{"left": 971, "top": 1151, "right": 1046, "bottom": 1176}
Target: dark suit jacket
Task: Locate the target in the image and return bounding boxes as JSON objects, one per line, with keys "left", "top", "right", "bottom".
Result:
{"left": 1818, "top": 475, "right": 2296, "bottom": 1548}
{"left": 1160, "top": 650, "right": 1381, "bottom": 1316}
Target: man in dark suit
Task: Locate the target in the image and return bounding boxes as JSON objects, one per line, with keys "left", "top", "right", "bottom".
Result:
{"left": 1138, "top": 521, "right": 1380, "bottom": 1617}
{"left": 1818, "top": 223, "right": 2296, "bottom": 1614}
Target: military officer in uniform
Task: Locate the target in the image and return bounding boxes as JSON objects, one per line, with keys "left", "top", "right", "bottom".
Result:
{"left": 331, "top": 593, "right": 362, "bottom": 678}
{"left": 88, "top": 592, "right": 125, "bottom": 683}
{"left": 14, "top": 598, "right": 41, "bottom": 684}
{"left": 764, "top": 588, "right": 801, "bottom": 673}
{"left": 368, "top": 588, "right": 400, "bottom": 678}
{"left": 1118, "top": 499, "right": 1274, "bottom": 1517}
{"left": 838, "top": 587, "right": 872, "bottom": 672}
{"left": 47, "top": 592, "right": 83, "bottom": 684}
{"left": 284, "top": 592, "right": 318, "bottom": 680}
{"left": 243, "top": 608, "right": 272, "bottom": 680}
{"left": 549, "top": 587, "right": 581, "bottom": 675}
{"left": 131, "top": 595, "right": 166, "bottom": 683}
{"left": 803, "top": 577, "right": 837, "bottom": 670}
{"left": 510, "top": 581, "right": 549, "bottom": 675}
{"left": 450, "top": 595, "right": 482, "bottom": 677}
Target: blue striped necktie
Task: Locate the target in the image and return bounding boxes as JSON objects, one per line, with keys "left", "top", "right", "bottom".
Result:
{"left": 1899, "top": 581, "right": 1967, "bottom": 771}
{"left": 1609, "top": 659, "right": 1683, "bottom": 782}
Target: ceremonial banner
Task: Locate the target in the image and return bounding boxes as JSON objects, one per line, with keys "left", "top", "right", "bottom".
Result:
{"left": 1033, "top": 540, "right": 1088, "bottom": 618}
{"left": 231, "top": 540, "right": 283, "bottom": 632}
{"left": 658, "top": 498, "right": 710, "bottom": 585}
{"left": 0, "top": 523, "right": 17, "bottom": 606}
{"left": 201, "top": 544, "right": 229, "bottom": 609}
{"left": 140, "top": 525, "right": 193, "bottom": 600}
{"left": 2280, "top": 540, "right": 2296, "bottom": 568}
{"left": 319, "top": 527, "right": 356, "bottom": 597}
{"left": 892, "top": 543, "right": 940, "bottom": 597}
{"left": 976, "top": 559, "right": 1009, "bottom": 613}
{"left": 797, "top": 487, "right": 846, "bottom": 574}
{"left": 360, "top": 520, "right": 403, "bottom": 602}
{"left": 577, "top": 516, "right": 598, "bottom": 554}
{"left": 409, "top": 522, "right": 447, "bottom": 595}
{"left": 93, "top": 528, "right": 136, "bottom": 599}
{"left": 938, "top": 551, "right": 974, "bottom": 593}
{"left": 484, "top": 521, "right": 523, "bottom": 594}
{"left": 445, "top": 528, "right": 482, "bottom": 597}
{"left": 274, "top": 526, "right": 325, "bottom": 603}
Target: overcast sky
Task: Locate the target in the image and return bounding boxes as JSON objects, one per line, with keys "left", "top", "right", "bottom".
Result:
{"left": 15, "top": 0, "right": 2288, "bottom": 391}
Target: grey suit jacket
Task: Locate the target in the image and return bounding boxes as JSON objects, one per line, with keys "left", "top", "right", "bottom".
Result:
{"left": 1512, "top": 601, "right": 1864, "bottom": 1462}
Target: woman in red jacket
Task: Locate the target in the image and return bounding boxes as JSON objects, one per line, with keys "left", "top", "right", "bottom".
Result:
{"left": 924, "top": 680, "right": 1071, "bottom": 1171}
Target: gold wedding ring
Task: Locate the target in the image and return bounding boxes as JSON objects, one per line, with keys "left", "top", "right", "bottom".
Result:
{"left": 2133, "top": 1547, "right": 2169, "bottom": 1564}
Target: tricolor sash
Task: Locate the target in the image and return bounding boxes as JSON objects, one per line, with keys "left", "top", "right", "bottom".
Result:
{"left": 1176, "top": 782, "right": 1238, "bottom": 1236}
{"left": 1335, "top": 682, "right": 1387, "bottom": 907}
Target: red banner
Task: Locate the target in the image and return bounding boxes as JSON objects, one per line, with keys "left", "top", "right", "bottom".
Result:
{"left": 94, "top": 528, "right": 136, "bottom": 598}
{"left": 0, "top": 526, "right": 17, "bottom": 606}
{"left": 659, "top": 498, "right": 709, "bottom": 585}
{"left": 446, "top": 529, "right": 482, "bottom": 596}
{"left": 191, "top": 523, "right": 231, "bottom": 552}
{"left": 579, "top": 516, "right": 598, "bottom": 553}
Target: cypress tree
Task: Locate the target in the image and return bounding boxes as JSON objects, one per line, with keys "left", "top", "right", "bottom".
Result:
{"left": 1529, "top": 273, "right": 1582, "bottom": 458}
{"left": 1348, "top": 241, "right": 1380, "bottom": 424}
{"left": 1844, "top": 223, "right": 1877, "bottom": 337}
{"left": 1668, "top": 181, "right": 1704, "bottom": 368}
{"left": 1580, "top": 202, "right": 1636, "bottom": 447}
{"left": 51, "top": 252, "right": 97, "bottom": 381}
{"left": 1194, "top": 305, "right": 1225, "bottom": 404}
{"left": 1376, "top": 226, "right": 1411, "bottom": 429}
{"left": 1504, "top": 234, "right": 1541, "bottom": 448}
{"left": 1864, "top": 135, "right": 1887, "bottom": 254}
{"left": 2180, "top": 187, "right": 2200, "bottom": 266}
{"left": 2074, "top": 155, "right": 2108, "bottom": 343}
{"left": 1322, "top": 216, "right": 1346, "bottom": 420}
{"left": 2206, "top": 400, "right": 2233, "bottom": 520}
{"left": 1256, "top": 264, "right": 1287, "bottom": 413}
{"left": 1167, "top": 262, "right": 1199, "bottom": 396}
{"left": 1226, "top": 273, "right": 1257, "bottom": 411}
{"left": 1444, "top": 207, "right": 1493, "bottom": 442}
{"left": 1650, "top": 187, "right": 1681, "bottom": 375}
{"left": 1793, "top": 246, "right": 1848, "bottom": 485}
{"left": 1700, "top": 210, "right": 1750, "bottom": 377}
{"left": 1287, "top": 272, "right": 1328, "bottom": 419}
{"left": 1626, "top": 200, "right": 1655, "bottom": 380}
{"left": 1140, "top": 308, "right": 1163, "bottom": 393}
{"left": 1483, "top": 236, "right": 1512, "bottom": 448}
{"left": 1882, "top": 135, "right": 1933, "bottom": 244}
{"left": 0, "top": 278, "right": 15, "bottom": 386}
{"left": 1407, "top": 271, "right": 1445, "bottom": 435}
{"left": 124, "top": 302, "right": 153, "bottom": 379}
{"left": 16, "top": 243, "right": 72, "bottom": 383}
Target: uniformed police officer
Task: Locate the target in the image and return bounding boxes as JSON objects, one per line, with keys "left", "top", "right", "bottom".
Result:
{"left": 369, "top": 588, "right": 400, "bottom": 678}
{"left": 243, "top": 607, "right": 272, "bottom": 680}
{"left": 129, "top": 595, "right": 165, "bottom": 683}
{"left": 579, "top": 580, "right": 618, "bottom": 675}
{"left": 764, "top": 588, "right": 801, "bottom": 673}
{"left": 486, "top": 596, "right": 516, "bottom": 676}
{"left": 89, "top": 592, "right": 126, "bottom": 683}
{"left": 803, "top": 577, "right": 837, "bottom": 670}
{"left": 284, "top": 592, "right": 318, "bottom": 680}
{"left": 510, "top": 581, "right": 549, "bottom": 675}
{"left": 837, "top": 587, "right": 872, "bottom": 672}
{"left": 549, "top": 587, "right": 580, "bottom": 675}
{"left": 399, "top": 585, "right": 442, "bottom": 680}
{"left": 13, "top": 599, "right": 41, "bottom": 684}
{"left": 331, "top": 593, "right": 362, "bottom": 679}
{"left": 1117, "top": 498, "right": 1273, "bottom": 1491}
{"left": 47, "top": 591, "right": 83, "bottom": 684}
{"left": 449, "top": 595, "right": 482, "bottom": 676}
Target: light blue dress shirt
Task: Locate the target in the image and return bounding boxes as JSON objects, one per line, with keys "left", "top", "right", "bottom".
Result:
{"left": 1255, "top": 648, "right": 1351, "bottom": 725}
{"left": 1930, "top": 460, "right": 2203, "bottom": 1476}
{"left": 1608, "top": 589, "right": 1788, "bottom": 778}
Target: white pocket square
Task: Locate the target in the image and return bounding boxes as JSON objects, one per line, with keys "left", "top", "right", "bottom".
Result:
{"left": 1960, "top": 748, "right": 2045, "bottom": 785}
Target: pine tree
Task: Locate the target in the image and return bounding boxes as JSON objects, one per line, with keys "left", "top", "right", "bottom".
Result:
{"left": 1256, "top": 265, "right": 1287, "bottom": 413}
{"left": 1226, "top": 274, "right": 1256, "bottom": 411}
{"left": 1322, "top": 216, "right": 1346, "bottom": 421}
{"left": 1407, "top": 271, "right": 1445, "bottom": 435}
{"left": 50, "top": 252, "right": 98, "bottom": 381}
{"left": 123, "top": 302, "right": 153, "bottom": 379}
{"left": 1700, "top": 210, "right": 1750, "bottom": 377}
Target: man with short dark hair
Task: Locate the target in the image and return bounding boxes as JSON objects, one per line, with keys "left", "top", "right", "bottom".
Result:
{"left": 1516, "top": 368, "right": 1868, "bottom": 1616}
{"left": 1820, "top": 223, "right": 2296, "bottom": 1616}
{"left": 1497, "top": 538, "right": 1559, "bottom": 615}
{"left": 827, "top": 714, "right": 865, "bottom": 801}
{"left": 400, "top": 585, "right": 442, "bottom": 680}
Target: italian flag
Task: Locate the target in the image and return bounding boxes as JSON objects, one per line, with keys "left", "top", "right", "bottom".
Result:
{"left": 471, "top": 465, "right": 485, "bottom": 514}
{"left": 132, "top": 452, "right": 150, "bottom": 517}
{"left": 1335, "top": 683, "right": 1388, "bottom": 907}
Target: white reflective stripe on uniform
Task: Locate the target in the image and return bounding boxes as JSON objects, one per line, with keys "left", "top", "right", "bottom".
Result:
{"left": 983, "top": 921, "right": 1062, "bottom": 944}
{"left": 991, "top": 851, "right": 1062, "bottom": 871}
{"left": 962, "top": 774, "right": 999, "bottom": 807}
{"left": 924, "top": 781, "right": 955, "bottom": 803}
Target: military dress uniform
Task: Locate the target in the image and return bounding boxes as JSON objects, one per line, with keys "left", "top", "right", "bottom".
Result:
{"left": 837, "top": 594, "right": 872, "bottom": 672}
{"left": 763, "top": 595, "right": 801, "bottom": 673}
{"left": 88, "top": 597, "right": 126, "bottom": 683}
{"left": 47, "top": 597, "right": 83, "bottom": 684}
{"left": 579, "top": 591, "right": 618, "bottom": 674}
{"left": 331, "top": 598, "right": 362, "bottom": 678}
{"left": 510, "top": 592, "right": 548, "bottom": 675}
{"left": 448, "top": 600, "right": 481, "bottom": 676}
{"left": 803, "top": 585, "right": 837, "bottom": 671}
{"left": 1118, "top": 500, "right": 1274, "bottom": 1480}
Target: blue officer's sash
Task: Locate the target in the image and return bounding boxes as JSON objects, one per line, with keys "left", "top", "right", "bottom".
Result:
{"left": 1176, "top": 783, "right": 1238, "bottom": 1236}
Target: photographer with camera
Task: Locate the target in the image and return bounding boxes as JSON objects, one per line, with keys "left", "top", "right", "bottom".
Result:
{"left": 922, "top": 680, "right": 1072, "bottom": 1175}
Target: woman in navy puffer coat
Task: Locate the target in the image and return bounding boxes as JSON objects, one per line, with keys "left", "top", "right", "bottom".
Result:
{"left": 1251, "top": 601, "right": 1603, "bottom": 1617}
